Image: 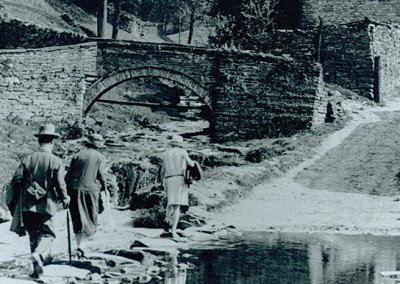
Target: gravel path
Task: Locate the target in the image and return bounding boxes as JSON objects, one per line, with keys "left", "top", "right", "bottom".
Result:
{"left": 295, "top": 111, "right": 400, "bottom": 196}
{"left": 212, "top": 100, "right": 400, "bottom": 235}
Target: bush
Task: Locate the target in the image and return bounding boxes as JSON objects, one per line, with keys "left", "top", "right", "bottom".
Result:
{"left": 59, "top": 118, "right": 84, "bottom": 140}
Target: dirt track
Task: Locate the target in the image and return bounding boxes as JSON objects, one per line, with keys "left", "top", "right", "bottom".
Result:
{"left": 212, "top": 100, "right": 400, "bottom": 235}
{"left": 295, "top": 111, "right": 400, "bottom": 196}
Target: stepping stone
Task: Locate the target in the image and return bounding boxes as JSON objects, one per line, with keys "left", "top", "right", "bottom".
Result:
{"left": 104, "top": 249, "right": 146, "bottom": 262}
{"left": 42, "top": 264, "right": 91, "bottom": 279}
{"left": 51, "top": 259, "right": 102, "bottom": 274}
{"left": 131, "top": 237, "right": 181, "bottom": 248}
{"left": 0, "top": 277, "right": 36, "bottom": 283}
{"left": 85, "top": 252, "right": 140, "bottom": 266}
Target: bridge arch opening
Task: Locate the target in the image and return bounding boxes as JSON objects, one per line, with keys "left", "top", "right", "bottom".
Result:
{"left": 83, "top": 66, "right": 213, "bottom": 140}
{"left": 84, "top": 66, "right": 212, "bottom": 117}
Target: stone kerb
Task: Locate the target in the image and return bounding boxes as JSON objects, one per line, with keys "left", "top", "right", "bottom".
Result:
{"left": 83, "top": 66, "right": 211, "bottom": 116}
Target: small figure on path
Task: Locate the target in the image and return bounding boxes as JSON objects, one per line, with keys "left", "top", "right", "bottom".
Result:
{"left": 160, "top": 135, "right": 195, "bottom": 239}
{"left": 65, "top": 134, "right": 107, "bottom": 258}
{"left": 6, "top": 124, "right": 70, "bottom": 278}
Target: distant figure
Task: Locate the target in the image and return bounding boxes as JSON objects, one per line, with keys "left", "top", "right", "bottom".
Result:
{"left": 160, "top": 135, "right": 195, "bottom": 238}
{"left": 6, "top": 124, "right": 70, "bottom": 278}
{"left": 65, "top": 134, "right": 107, "bottom": 258}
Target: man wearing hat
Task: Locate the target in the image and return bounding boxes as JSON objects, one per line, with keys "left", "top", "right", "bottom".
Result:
{"left": 160, "top": 135, "right": 195, "bottom": 238}
{"left": 65, "top": 133, "right": 107, "bottom": 258}
{"left": 7, "top": 124, "right": 70, "bottom": 278}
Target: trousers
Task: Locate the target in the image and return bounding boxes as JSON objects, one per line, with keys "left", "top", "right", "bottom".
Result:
{"left": 22, "top": 212, "right": 56, "bottom": 259}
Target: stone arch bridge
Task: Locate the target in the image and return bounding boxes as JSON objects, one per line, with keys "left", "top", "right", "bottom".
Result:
{"left": 0, "top": 40, "right": 327, "bottom": 142}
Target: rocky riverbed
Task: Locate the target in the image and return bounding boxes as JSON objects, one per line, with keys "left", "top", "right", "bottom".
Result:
{"left": 2, "top": 93, "right": 400, "bottom": 282}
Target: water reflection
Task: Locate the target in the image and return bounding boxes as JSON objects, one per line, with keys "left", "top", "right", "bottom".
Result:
{"left": 183, "top": 232, "right": 400, "bottom": 284}
{"left": 164, "top": 249, "right": 187, "bottom": 284}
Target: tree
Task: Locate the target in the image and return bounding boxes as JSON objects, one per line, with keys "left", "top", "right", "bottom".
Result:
{"left": 185, "top": 0, "right": 211, "bottom": 45}
{"left": 210, "top": 0, "right": 280, "bottom": 49}
{"left": 112, "top": 0, "right": 122, "bottom": 39}
{"left": 108, "top": 0, "right": 213, "bottom": 43}
{"left": 241, "top": 0, "right": 279, "bottom": 41}
{"left": 97, "top": 0, "right": 108, "bottom": 38}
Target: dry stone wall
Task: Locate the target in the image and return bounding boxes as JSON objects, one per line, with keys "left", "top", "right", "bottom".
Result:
{"left": 0, "top": 19, "right": 87, "bottom": 49}
{"left": 0, "top": 43, "right": 97, "bottom": 122}
{"left": 107, "top": 9, "right": 160, "bottom": 38}
{"left": 300, "top": 0, "right": 400, "bottom": 27}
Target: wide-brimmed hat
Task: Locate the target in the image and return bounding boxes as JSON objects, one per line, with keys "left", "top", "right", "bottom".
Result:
{"left": 170, "top": 135, "right": 184, "bottom": 147}
{"left": 86, "top": 134, "right": 104, "bottom": 148}
{"left": 34, "top": 124, "right": 60, "bottom": 138}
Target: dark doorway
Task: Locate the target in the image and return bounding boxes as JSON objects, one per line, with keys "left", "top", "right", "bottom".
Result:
{"left": 325, "top": 103, "right": 335, "bottom": 123}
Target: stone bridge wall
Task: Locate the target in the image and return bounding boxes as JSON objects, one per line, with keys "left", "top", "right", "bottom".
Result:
{"left": 95, "top": 41, "right": 325, "bottom": 141}
{"left": 0, "top": 40, "right": 326, "bottom": 142}
{"left": 96, "top": 41, "right": 217, "bottom": 91}
{"left": 300, "top": 0, "right": 400, "bottom": 27}
{"left": 0, "top": 43, "right": 97, "bottom": 122}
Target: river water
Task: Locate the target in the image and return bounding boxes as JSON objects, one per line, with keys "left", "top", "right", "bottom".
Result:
{"left": 166, "top": 231, "right": 400, "bottom": 284}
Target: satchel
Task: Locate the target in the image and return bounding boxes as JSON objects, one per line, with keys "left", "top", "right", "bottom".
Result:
{"left": 27, "top": 181, "right": 48, "bottom": 200}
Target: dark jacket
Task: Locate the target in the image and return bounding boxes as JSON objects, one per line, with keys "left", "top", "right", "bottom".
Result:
{"left": 7, "top": 147, "right": 68, "bottom": 235}
{"left": 20, "top": 147, "right": 68, "bottom": 215}
{"left": 65, "top": 148, "right": 106, "bottom": 193}
{"left": 184, "top": 161, "right": 202, "bottom": 186}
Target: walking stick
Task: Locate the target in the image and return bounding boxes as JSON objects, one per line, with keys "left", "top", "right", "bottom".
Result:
{"left": 66, "top": 210, "right": 72, "bottom": 266}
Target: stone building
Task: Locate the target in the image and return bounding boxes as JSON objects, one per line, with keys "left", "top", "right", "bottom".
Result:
{"left": 277, "top": 0, "right": 400, "bottom": 28}
{"left": 269, "top": 0, "right": 400, "bottom": 102}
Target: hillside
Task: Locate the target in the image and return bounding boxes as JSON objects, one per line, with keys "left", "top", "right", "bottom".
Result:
{"left": 167, "top": 26, "right": 213, "bottom": 46}
{"left": 1, "top": 0, "right": 165, "bottom": 42}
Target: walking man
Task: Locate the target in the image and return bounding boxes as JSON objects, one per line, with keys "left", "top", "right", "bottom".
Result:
{"left": 7, "top": 124, "right": 70, "bottom": 278}
{"left": 65, "top": 134, "right": 107, "bottom": 258}
{"left": 160, "top": 135, "right": 195, "bottom": 238}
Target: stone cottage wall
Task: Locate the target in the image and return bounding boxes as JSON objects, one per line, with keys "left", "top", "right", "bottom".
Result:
{"left": 0, "top": 43, "right": 97, "bottom": 122}
{"left": 369, "top": 22, "right": 400, "bottom": 100}
{"left": 299, "top": 0, "right": 400, "bottom": 27}
{"left": 321, "top": 22, "right": 375, "bottom": 99}
{"left": 294, "top": 20, "right": 400, "bottom": 101}
{"left": 258, "top": 20, "right": 391, "bottom": 100}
